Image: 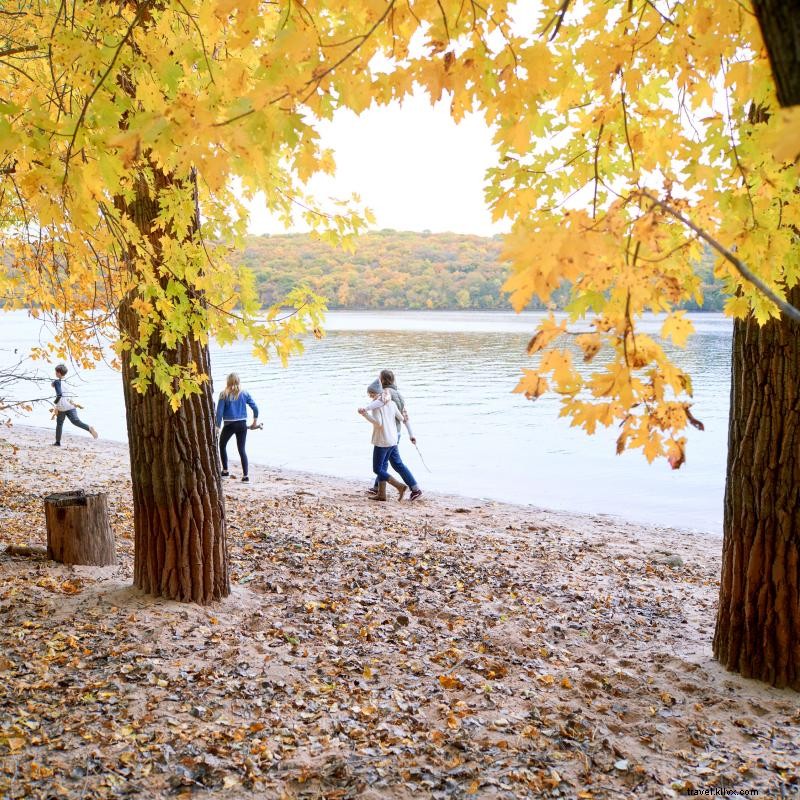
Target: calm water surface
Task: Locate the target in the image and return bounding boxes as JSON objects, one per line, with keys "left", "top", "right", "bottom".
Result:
{"left": 1, "top": 310, "right": 732, "bottom": 533}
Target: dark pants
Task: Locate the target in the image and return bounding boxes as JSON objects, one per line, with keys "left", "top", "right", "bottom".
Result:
{"left": 55, "top": 409, "right": 91, "bottom": 443}
{"left": 220, "top": 420, "right": 248, "bottom": 476}
{"left": 372, "top": 445, "right": 417, "bottom": 488}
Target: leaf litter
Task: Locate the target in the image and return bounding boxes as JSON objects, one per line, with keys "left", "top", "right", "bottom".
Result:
{"left": 0, "top": 426, "right": 798, "bottom": 799}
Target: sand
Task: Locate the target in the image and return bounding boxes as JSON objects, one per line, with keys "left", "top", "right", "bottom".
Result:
{"left": 0, "top": 424, "right": 797, "bottom": 799}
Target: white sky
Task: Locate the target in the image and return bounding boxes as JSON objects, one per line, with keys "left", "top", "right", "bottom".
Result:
{"left": 245, "top": 90, "right": 506, "bottom": 237}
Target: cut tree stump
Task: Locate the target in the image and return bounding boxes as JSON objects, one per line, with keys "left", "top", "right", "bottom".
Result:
{"left": 44, "top": 491, "right": 117, "bottom": 566}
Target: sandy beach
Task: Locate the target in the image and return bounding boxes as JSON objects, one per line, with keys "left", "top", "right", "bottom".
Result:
{"left": 0, "top": 424, "right": 797, "bottom": 799}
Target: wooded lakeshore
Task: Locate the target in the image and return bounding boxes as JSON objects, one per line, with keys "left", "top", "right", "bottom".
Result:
{"left": 238, "top": 231, "right": 727, "bottom": 312}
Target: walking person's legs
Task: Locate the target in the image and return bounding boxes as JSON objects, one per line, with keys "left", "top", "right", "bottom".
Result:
{"left": 233, "top": 422, "right": 249, "bottom": 481}
{"left": 219, "top": 423, "right": 236, "bottom": 475}
{"left": 54, "top": 412, "right": 66, "bottom": 445}
{"left": 65, "top": 409, "right": 97, "bottom": 438}
{"left": 370, "top": 435, "right": 402, "bottom": 494}
{"left": 371, "top": 446, "right": 393, "bottom": 501}
{"left": 388, "top": 446, "right": 420, "bottom": 500}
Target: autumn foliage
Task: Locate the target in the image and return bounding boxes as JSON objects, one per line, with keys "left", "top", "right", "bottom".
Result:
{"left": 1, "top": 0, "right": 794, "bottom": 464}
{"left": 239, "top": 230, "right": 726, "bottom": 312}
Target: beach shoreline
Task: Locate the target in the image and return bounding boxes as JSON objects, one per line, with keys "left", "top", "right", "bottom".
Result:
{"left": 4, "top": 423, "right": 722, "bottom": 544}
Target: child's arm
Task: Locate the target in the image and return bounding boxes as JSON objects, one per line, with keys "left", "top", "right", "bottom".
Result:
{"left": 245, "top": 392, "right": 259, "bottom": 424}
{"left": 358, "top": 409, "right": 381, "bottom": 429}
{"left": 362, "top": 395, "right": 389, "bottom": 411}
{"left": 393, "top": 402, "right": 416, "bottom": 442}
{"left": 402, "top": 414, "right": 415, "bottom": 442}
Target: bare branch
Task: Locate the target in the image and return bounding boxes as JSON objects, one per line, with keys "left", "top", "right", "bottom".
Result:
{"left": 0, "top": 44, "right": 39, "bottom": 58}
{"left": 639, "top": 190, "right": 800, "bottom": 324}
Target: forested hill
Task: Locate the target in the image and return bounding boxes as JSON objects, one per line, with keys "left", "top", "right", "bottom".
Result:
{"left": 238, "top": 230, "right": 725, "bottom": 311}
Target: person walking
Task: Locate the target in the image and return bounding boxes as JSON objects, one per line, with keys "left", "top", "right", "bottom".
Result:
{"left": 358, "top": 379, "right": 421, "bottom": 502}
{"left": 368, "top": 370, "right": 423, "bottom": 501}
{"left": 215, "top": 373, "right": 259, "bottom": 483}
{"left": 51, "top": 364, "right": 98, "bottom": 446}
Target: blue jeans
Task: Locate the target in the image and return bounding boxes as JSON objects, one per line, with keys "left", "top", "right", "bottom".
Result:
{"left": 372, "top": 445, "right": 417, "bottom": 489}
{"left": 55, "top": 409, "right": 91, "bottom": 443}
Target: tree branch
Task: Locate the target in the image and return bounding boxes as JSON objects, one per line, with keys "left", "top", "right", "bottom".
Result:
{"left": 639, "top": 191, "right": 800, "bottom": 324}
{"left": 0, "top": 44, "right": 39, "bottom": 58}
{"left": 62, "top": 0, "right": 154, "bottom": 187}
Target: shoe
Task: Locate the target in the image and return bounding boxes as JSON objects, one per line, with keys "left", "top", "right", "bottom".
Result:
{"left": 241, "top": 476, "right": 250, "bottom": 483}
{"left": 386, "top": 476, "right": 407, "bottom": 500}
{"left": 89, "top": 427, "right": 98, "bottom": 439}
{"left": 53, "top": 441, "right": 61, "bottom": 447}
{"left": 366, "top": 486, "right": 378, "bottom": 496}
{"left": 409, "top": 488, "right": 423, "bottom": 502}
{"left": 370, "top": 481, "right": 387, "bottom": 501}
{"left": 221, "top": 470, "right": 229, "bottom": 477}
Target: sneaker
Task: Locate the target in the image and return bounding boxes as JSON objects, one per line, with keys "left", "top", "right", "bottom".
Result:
{"left": 366, "top": 487, "right": 378, "bottom": 496}
{"left": 89, "top": 427, "right": 99, "bottom": 439}
{"left": 221, "top": 470, "right": 229, "bottom": 477}
{"left": 409, "top": 488, "right": 423, "bottom": 502}
{"left": 53, "top": 441, "right": 61, "bottom": 447}
{"left": 241, "top": 476, "right": 250, "bottom": 483}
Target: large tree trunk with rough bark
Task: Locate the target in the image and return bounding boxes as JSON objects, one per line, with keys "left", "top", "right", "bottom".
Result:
{"left": 752, "top": 0, "right": 800, "bottom": 107}
{"left": 713, "top": 284, "right": 800, "bottom": 688}
{"left": 117, "top": 169, "right": 229, "bottom": 604}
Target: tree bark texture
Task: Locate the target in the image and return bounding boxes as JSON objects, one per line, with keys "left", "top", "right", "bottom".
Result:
{"left": 714, "top": 284, "right": 800, "bottom": 688}
{"left": 45, "top": 490, "right": 117, "bottom": 566}
{"left": 117, "top": 169, "right": 229, "bottom": 604}
{"left": 752, "top": 0, "right": 800, "bottom": 107}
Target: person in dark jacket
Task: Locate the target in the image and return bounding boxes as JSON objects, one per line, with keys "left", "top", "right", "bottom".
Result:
{"left": 51, "top": 364, "right": 98, "bottom": 446}
{"left": 215, "top": 373, "right": 259, "bottom": 482}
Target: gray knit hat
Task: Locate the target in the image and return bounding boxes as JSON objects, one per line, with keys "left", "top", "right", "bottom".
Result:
{"left": 367, "top": 378, "right": 382, "bottom": 394}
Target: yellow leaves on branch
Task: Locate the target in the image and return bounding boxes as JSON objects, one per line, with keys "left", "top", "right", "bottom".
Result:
{"left": 515, "top": 308, "right": 703, "bottom": 466}
{"left": 660, "top": 313, "right": 694, "bottom": 348}
{"left": 488, "top": 0, "right": 799, "bottom": 467}
{"left": 526, "top": 317, "right": 566, "bottom": 355}
{"left": 5, "top": 0, "right": 504, "bottom": 401}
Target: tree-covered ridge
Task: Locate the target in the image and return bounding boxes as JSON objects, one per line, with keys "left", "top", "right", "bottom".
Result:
{"left": 238, "top": 230, "right": 725, "bottom": 312}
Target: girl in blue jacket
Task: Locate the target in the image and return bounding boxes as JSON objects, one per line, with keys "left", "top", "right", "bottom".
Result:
{"left": 215, "top": 373, "right": 259, "bottom": 482}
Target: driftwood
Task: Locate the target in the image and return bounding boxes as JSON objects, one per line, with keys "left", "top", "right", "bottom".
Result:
{"left": 44, "top": 490, "right": 117, "bottom": 566}
{"left": 5, "top": 544, "right": 48, "bottom": 557}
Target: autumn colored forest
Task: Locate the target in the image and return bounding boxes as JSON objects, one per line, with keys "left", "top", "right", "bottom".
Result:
{"left": 239, "top": 231, "right": 726, "bottom": 312}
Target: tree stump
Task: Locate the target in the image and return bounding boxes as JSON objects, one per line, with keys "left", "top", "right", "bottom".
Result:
{"left": 44, "top": 491, "right": 117, "bottom": 566}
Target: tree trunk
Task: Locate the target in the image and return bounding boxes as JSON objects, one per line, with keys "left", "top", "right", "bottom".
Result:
{"left": 117, "top": 170, "right": 229, "bottom": 605}
{"left": 752, "top": 0, "right": 800, "bottom": 107}
{"left": 45, "top": 490, "right": 116, "bottom": 566}
{"left": 713, "top": 284, "right": 800, "bottom": 688}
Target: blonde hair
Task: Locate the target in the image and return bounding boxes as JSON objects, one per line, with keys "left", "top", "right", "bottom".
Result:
{"left": 221, "top": 373, "right": 241, "bottom": 401}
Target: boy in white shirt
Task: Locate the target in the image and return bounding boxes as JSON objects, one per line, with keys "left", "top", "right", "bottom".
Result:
{"left": 358, "top": 380, "right": 422, "bottom": 502}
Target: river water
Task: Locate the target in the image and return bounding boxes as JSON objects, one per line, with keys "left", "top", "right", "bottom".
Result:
{"left": 1, "top": 310, "right": 732, "bottom": 533}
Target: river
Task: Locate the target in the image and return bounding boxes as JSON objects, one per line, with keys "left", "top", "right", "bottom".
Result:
{"left": 1, "top": 309, "right": 732, "bottom": 533}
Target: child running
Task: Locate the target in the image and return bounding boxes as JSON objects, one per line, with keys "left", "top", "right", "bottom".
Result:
{"left": 358, "top": 379, "right": 422, "bottom": 502}
{"left": 51, "top": 364, "right": 98, "bottom": 446}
